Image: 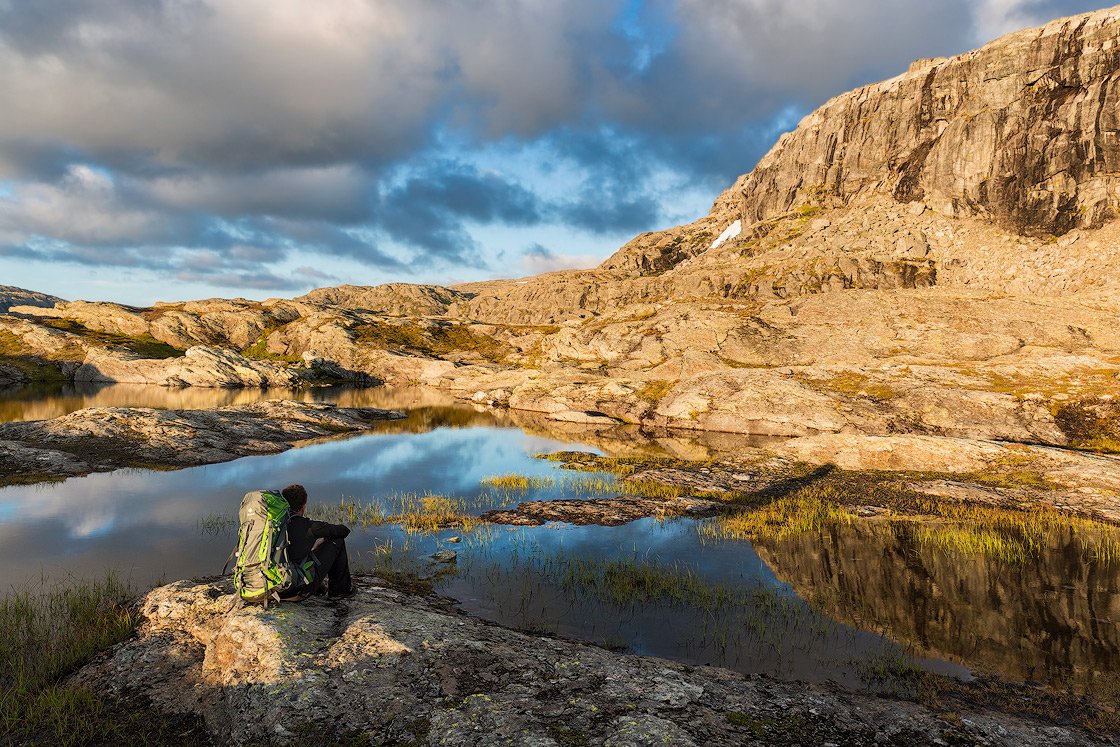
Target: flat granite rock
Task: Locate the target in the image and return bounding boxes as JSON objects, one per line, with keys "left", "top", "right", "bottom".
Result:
{"left": 0, "top": 400, "right": 405, "bottom": 485}
{"left": 482, "top": 495, "right": 723, "bottom": 526}
{"left": 72, "top": 578, "right": 1108, "bottom": 746}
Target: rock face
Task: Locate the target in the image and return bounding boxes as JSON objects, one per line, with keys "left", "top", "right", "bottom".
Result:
{"left": 73, "top": 578, "right": 1103, "bottom": 746}
{"left": 721, "top": 9, "right": 1120, "bottom": 237}
{"left": 0, "top": 401, "right": 404, "bottom": 485}
{"left": 0, "top": 285, "right": 64, "bottom": 313}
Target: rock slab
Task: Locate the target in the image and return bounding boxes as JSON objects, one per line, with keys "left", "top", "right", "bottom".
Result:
{"left": 74, "top": 579, "right": 1107, "bottom": 746}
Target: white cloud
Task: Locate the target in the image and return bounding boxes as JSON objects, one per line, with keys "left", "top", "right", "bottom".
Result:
{"left": 520, "top": 244, "right": 600, "bottom": 275}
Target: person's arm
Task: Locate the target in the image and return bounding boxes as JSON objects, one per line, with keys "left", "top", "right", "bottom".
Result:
{"left": 307, "top": 519, "right": 350, "bottom": 539}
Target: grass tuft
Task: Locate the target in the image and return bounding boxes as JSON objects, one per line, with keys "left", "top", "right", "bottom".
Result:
{"left": 480, "top": 474, "right": 555, "bottom": 491}
{"left": 699, "top": 487, "right": 857, "bottom": 542}
{"left": 0, "top": 575, "right": 204, "bottom": 745}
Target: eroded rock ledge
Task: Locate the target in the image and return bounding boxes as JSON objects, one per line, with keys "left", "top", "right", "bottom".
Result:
{"left": 73, "top": 578, "right": 1106, "bottom": 746}
{"left": 0, "top": 401, "right": 404, "bottom": 486}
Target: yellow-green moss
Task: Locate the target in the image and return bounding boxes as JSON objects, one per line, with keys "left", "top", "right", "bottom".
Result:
{"left": 37, "top": 319, "right": 184, "bottom": 359}
{"left": 353, "top": 321, "right": 511, "bottom": 364}
{"left": 799, "top": 371, "right": 903, "bottom": 401}
{"left": 634, "top": 379, "right": 676, "bottom": 402}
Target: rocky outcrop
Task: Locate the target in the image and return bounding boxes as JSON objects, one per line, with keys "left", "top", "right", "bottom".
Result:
{"left": 298, "top": 283, "right": 469, "bottom": 316}
{"left": 607, "top": 7, "right": 1120, "bottom": 278}
{"left": 0, "top": 401, "right": 404, "bottom": 485}
{"left": 75, "top": 345, "right": 303, "bottom": 387}
{"left": 79, "top": 344, "right": 333, "bottom": 388}
{"left": 0, "top": 285, "right": 64, "bottom": 313}
{"left": 729, "top": 9, "right": 1120, "bottom": 237}
{"left": 482, "top": 494, "right": 723, "bottom": 526}
{"left": 73, "top": 578, "right": 1105, "bottom": 746}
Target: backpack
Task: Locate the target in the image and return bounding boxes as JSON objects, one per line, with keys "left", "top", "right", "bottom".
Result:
{"left": 225, "top": 489, "right": 305, "bottom": 607}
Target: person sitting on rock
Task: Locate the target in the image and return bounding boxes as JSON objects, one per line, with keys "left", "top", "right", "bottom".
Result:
{"left": 281, "top": 484, "right": 356, "bottom": 599}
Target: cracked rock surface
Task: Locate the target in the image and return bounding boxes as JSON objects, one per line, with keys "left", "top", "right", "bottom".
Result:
{"left": 74, "top": 578, "right": 1109, "bottom": 746}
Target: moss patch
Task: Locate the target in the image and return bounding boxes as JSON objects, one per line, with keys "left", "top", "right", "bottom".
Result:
{"left": 241, "top": 319, "right": 302, "bottom": 363}
{"left": 799, "top": 371, "right": 903, "bottom": 401}
{"left": 1052, "top": 397, "right": 1120, "bottom": 453}
{"left": 37, "top": 318, "right": 184, "bottom": 359}
{"left": 633, "top": 379, "right": 676, "bottom": 402}
{"left": 352, "top": 321, "right": 511, "bottom": 364}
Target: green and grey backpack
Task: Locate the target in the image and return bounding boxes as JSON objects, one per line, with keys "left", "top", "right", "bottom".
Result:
{"left": 226, "top": 489, "right": 300, "bottom": 607}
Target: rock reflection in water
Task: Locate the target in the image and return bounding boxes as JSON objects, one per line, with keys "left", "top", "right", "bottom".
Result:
{"left": 752, "top": 520, "right": 1120, "bottom": 699}
{"left": 428, "top": 519, "right": 954, "bottom": 689}
{"left": 0, "top": 382, "right": 789, "bottom": 462}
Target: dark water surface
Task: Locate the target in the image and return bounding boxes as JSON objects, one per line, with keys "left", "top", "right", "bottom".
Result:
{"left": 1, "top": 382, "right": 1116, "bottom": 700}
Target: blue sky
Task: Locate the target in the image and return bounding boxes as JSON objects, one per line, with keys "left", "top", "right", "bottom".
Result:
{"left": 0, "top": 0, "right": 1112, "bottom": 305}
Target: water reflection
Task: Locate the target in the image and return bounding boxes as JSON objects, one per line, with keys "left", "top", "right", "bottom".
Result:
{"left": 429, "top": 521, "right": 957, "bottom": 688}
{"left": 0, "top": 381, "right": 508, "bottom": 425}
{"left": 0, "top": 418, "right": 930, "bottom": 690}
{"left": 0, "top": 381, "right": 787, "bottom": 462}
{"left": 753, "top": 522, "right": 1120, "bottom": 699}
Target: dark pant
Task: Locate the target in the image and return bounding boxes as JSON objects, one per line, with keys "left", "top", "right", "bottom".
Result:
{"left": 310, "top": 538, "right": 352, "bottom": 596}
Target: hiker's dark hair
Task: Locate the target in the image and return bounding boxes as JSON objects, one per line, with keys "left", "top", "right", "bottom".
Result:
{"left": 282, "top": 484, "right": 308, "bottom": 513}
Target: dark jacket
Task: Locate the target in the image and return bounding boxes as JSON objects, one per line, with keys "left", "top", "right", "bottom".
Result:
{"left": 287, "top": 514, "right": 350, "bottom": 564}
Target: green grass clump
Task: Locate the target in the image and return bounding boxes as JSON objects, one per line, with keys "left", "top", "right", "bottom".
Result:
{"left": 539, "top": 552, "right": 737, "bottom": 609}
{"left": 0, "top": 575, "right": 204, "bottom": 745}
{"left": 480, "top": 474, "right": 556, "bottom": 491}
{"left": 308, "top": 497, "right": 390, "bottom": 528}
{"left": 396, "top": 495, "right": 480, "bottom": 534}
{"left": 535, "top": 451, "right": 712, "bottom": 477}
{"left": 914, "top": 523, "right": 1030, "bottom": 564}
{"left": 900, "top": 499, "right": 1120, "bottom": 564}
{"left": 699, "top": 487, "right": 857, "bottom": 542}
{"left": 622, "top": 478, "right": 687, "bottom": 499}
{"left": 0, "top": 576, "right": 139, "bottom": 706}
{"left": 309, "top": 493, "right": 483, "bottom": 534}
{"left": 196, "top": 513, "right": 237, "bottom": 535}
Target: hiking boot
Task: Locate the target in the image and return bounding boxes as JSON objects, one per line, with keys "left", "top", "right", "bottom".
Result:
{"left": 328, "top": 584, "right": 357, "bottom": 600}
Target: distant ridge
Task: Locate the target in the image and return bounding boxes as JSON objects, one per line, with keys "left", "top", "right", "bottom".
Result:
{"left": 0, "top": 285, "right": 64, "bottom": 313}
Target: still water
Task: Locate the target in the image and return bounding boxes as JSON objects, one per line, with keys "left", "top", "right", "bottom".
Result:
{"left": 0, "top": 382, "right": 1116, "bottom": 700}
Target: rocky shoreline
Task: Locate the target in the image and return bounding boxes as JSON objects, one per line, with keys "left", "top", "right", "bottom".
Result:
{"left": 3, "top": 396, "right": 1120, "bottom": 525}
{"left": 71, "top": 577, "right": 1117, "bottom": 746}
{"left": 0, "top": 400, "right": 404, "bottom": 486}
